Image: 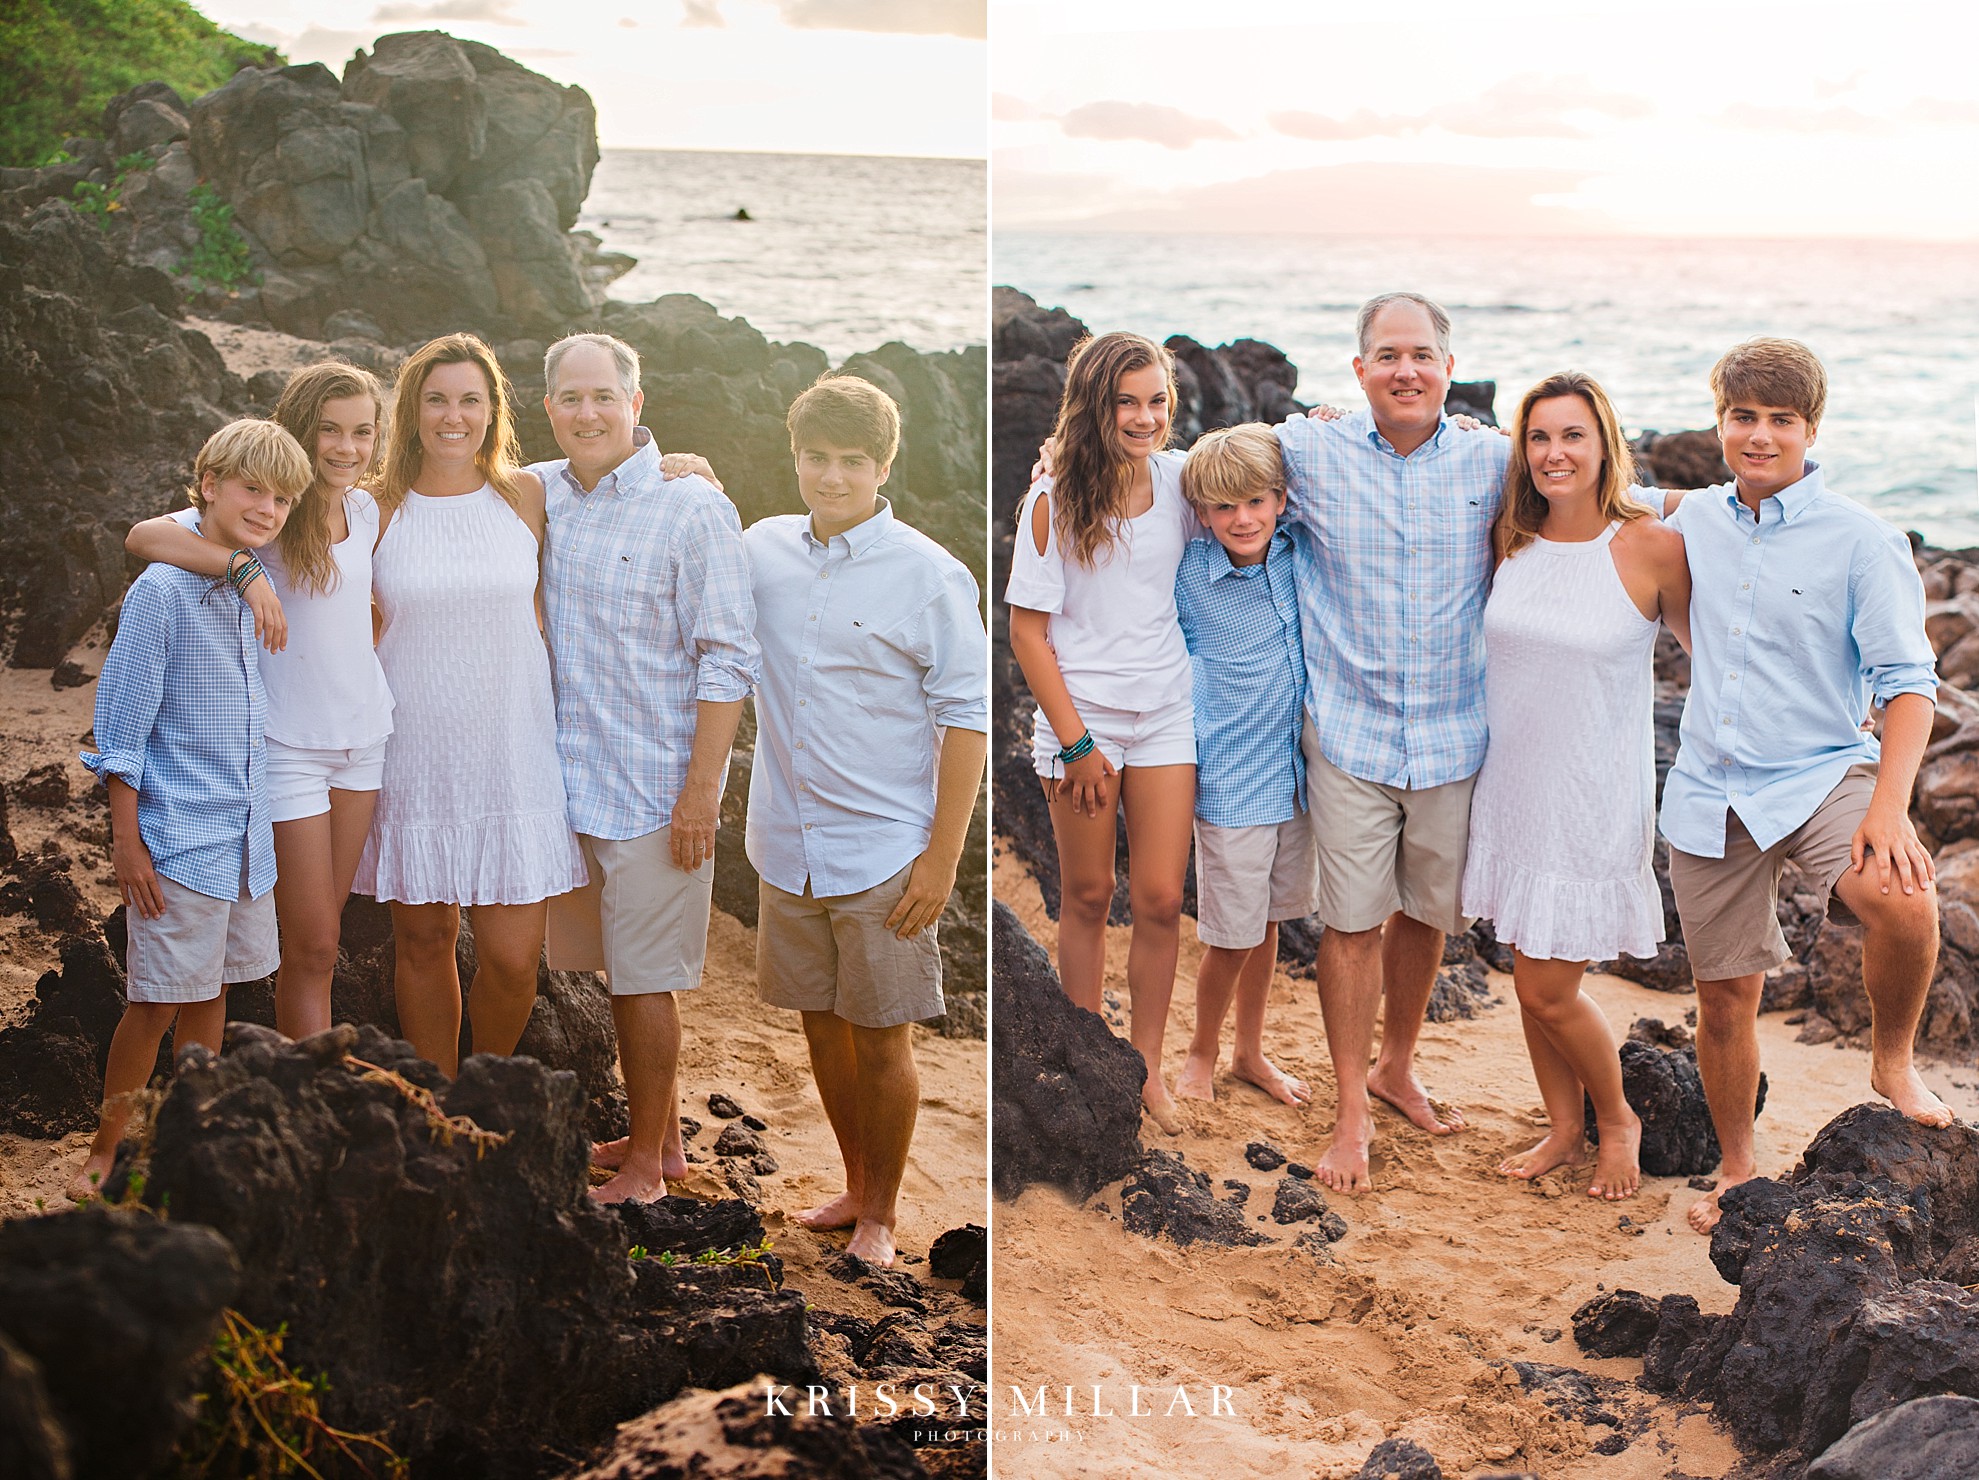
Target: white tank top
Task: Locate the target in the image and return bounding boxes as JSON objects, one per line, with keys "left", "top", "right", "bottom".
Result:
{"left": 1002, "top": 450, "right": 1195, "bottom": 713}
{"left": 174, "top": 492, "right": 395, "bottom": 749}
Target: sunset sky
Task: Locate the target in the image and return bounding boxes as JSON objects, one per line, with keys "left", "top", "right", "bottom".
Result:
{"left": 196, "top": 0, "right": 986, "bottom": 158}
{"left": 993, "top": 0, "right": 1979, "bottom": 239}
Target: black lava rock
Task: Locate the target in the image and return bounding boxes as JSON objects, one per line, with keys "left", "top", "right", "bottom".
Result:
{"left": 1121, "top": 1150, "right": 1271, "bottom": 1248}
{"left": 1354, "top": 1436, "right": 1444, "bottom": 1479}
{"left": 1806, "top": 1394, "right": 1979, "bottom": 1480}
{"left": 1245, "top": 1141, "right": 1286, "bottom": 1171}
{"left": 1584, "top": 1030, "right": 1768, "bottom": 1176}
{"left": 1571, "top": 1289, "right": 1662, "bottom": 1358}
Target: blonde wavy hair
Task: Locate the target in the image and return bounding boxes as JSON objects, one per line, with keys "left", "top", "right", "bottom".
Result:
{"left": 1495, "top": 370, "right": 1645, "bottom": 561}
{"left": 1045, "top": 331, "right": 1177, "bottom": 566}
{"left": 187, "top": 419, "right": 313, "bottom": 509}
{"left": 377, "top": 334, "right": 526, "bottom": 516}
{"left": 266, "top": 362, "right": 386, "bottom": 594}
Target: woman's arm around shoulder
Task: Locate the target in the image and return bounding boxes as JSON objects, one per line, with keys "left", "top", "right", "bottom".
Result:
{"left": 1615, "top": 515, "right": 1691, "bottom": 651}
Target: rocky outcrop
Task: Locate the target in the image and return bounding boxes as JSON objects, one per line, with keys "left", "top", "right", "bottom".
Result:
{"left": 990, "top": 901, "right": 1144, "bottom": 1200}
{"left": 1805, "top": 1394, "right": 1979, "bottom": 1480}
{"left": 1583, "top": 1019, "right": 1768, "bottom": 1177}
{"left": 1615, "top": 1106, "right": 1979, "bottom": 1474}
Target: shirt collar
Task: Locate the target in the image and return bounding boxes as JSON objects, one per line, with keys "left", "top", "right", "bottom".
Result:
{"left": 1719, "top": 459, "right": 1824, "bottom": 523}
{"left": 1355, "top": 408, "right": 1448, "bottom": 457}
{"left": 804, "top": 495, "right": 895, "bottom": 556}
{"left": 560, "top": 426, "right": 657, "bottom": 500}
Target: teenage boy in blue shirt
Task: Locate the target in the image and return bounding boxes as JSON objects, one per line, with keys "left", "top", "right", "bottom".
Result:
{"left": 71, "top": 418, "right": 312, "bottom": 1199}
{"left": 1172, "top": 424, "right": 1315, "bottom": 1110}
{"left": 1660, "top": 338, "right": 1952, "bottom": 1234}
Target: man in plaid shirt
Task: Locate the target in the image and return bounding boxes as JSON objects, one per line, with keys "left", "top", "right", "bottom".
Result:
{"left": 1275, "top": 292, "right": 1511, "bottom": 1194}
{"left": 534, "top": 332, "right": 760, "bottom": 1205}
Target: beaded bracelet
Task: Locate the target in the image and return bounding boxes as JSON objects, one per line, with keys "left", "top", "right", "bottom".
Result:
{"left": 228, "top": 554, "right": 266, "bottom": 595}
{"left": 1058, "top": 731, "right": 1096, "bottom": 764}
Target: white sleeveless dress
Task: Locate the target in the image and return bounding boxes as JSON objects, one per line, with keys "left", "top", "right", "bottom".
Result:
{"left": 1461, "top": 522, "right": 1663, "bottom": 962}
{"left": 354, "top": 486, "right": 587, "bottom": 906}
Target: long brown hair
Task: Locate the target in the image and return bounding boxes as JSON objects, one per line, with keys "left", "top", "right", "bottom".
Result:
{"left": 268, "top": 362, "right": 386, "bottom": 594}
{"left": 1495, "top": 370, "right": 1645, "bottom": 561}
{"left": 377, "top": 334, "right": 525, "bottom": 516}
{"left": 1046, "top": 331, "right": 1176, "bottom": 566}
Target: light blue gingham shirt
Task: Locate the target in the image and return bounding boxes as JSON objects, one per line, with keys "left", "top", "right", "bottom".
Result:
{"left": 536, "top": 429, "right": 761, "bottom": 841}
{"left": 1660, "top": 462, "right": 1937, "bottom": 857}
{"left": 82, "top": 564, "right": 274, "bottom": 900}
{"left": 1276, "top": 410, "right": 1511, "bottom": 789}
{"left": 745, "top": 498, "right": 990, "bottom": 897}
{"left": 1174, "top": 529, "right": 1307, "bottom": 828}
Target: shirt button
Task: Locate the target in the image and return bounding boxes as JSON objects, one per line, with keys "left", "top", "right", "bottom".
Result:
{"left": 1750, "top": 536, "right": 1760, "bottom": 545}
{"left": 795, "top": 740, "right": 805, "bottom": 750}
{"left": 798, "top": 699, "right": 807, "bottom": 707}
{"left": 818, "top": 570, "right": 829, "bottom": 579}
{"left": 805, "top": 822, "right": 814, "bottom": 830}
{"left": 1741, "top": 582, "right": 1751, "bottom": 590}
{"left": 1731, "top": 627, "right": 1742, "bottom": 636}
{"left": 808, "top": 614, "right": 816, "bottom": 620}
{"left": 1731, "top": 790, "right": 1742, "bottom": 798}
{"left": 1728, "top": 672, "right": 1738, "bottom": 680}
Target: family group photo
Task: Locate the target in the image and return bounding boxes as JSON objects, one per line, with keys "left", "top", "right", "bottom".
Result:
{"left": 988, "top": 2, "right": 1979, "bottom": 1477}
{"left": 0, "top": 2, "right": 990, "bottom": 1478}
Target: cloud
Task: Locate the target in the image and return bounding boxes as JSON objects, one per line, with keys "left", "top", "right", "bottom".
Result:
{"left": 680, "top": 0, "right": 724, "bottom": 26}
{"left": 1269, "top": 76, "right": 1651, "bottom": 143}
{"left": 999, "top": 160, "right": 1614, "bottom": 237}
{"left": 1717, "top": 102, "right": 1896, "bottom": 135}
{"left": 774, "top": 0, "right": 985, "bottom": 40}
{"left": 993, "top": 92, "right": 1044, "bottom": 122}
{"left": 370, "top": 0, "right": 525, "bottom": 25}
{"left": 618, "top": 14, "right": 640, "bottom": 27}
{"left": 1906, "top": 97, "right": 1979, "bottom": 127}
{"left": 1059, "top": 100, "right": 1239, "bottom": 150}
{"left": 288, "top": 27, "right": 384, "bottom": 66}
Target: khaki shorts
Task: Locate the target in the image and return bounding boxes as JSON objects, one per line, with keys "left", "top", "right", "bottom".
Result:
{"left": 126, "top": 875, "right": 279, "bottom": 1004}
{"left": 1668, "top": 764, "right": 1876, "bottom": 981}
{"left": 1194, "top": 816, "right": 1319, "bottom": 950}
{"left": 546, "top": 828, "right": 712, "bottom": 995}
{"left": 756, "top": 861, "right": 943, "bottom": 1029}
{"left": 1303, "top": 716, "right": 1476, "bottom": 935}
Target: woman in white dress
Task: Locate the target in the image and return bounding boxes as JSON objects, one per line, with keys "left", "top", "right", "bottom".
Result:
{"left": 355, "top": 333, "right": 586, "bottom": 1076}
{"left": 1461, "top": 371, "right": 1691, "bottom": 1200}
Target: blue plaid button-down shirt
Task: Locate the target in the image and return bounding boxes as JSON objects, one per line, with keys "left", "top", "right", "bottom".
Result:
{"left": 1276, "top": 410, "right": 1511, "bottom": 789}
{"left": 1661, "top": 462, "right": 1937, "bottom": 857}
{"left": 536, "top": 430, "right": 761, "bottom": 841}
{"left": 82, "top": 564, "right": 274, "bottom": 900}
{"left": 1175, "top": 529, "right": 1307, "bottom": 828}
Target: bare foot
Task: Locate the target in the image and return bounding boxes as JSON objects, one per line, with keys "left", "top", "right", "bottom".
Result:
{"left": 795, "top": 1192, "right": 861, "bottom": 1231}
{"left": 1497, "top": 1131, "right": 1585, "bottom": 1181}
{"left": 1367, "top": 1064, "right": 1465, "bottom": 1135}
{"left": 1871, "top": 1065, "right": 1956, "bottom": 1128}
{"left": 66, "top": 1154, "right": 114, "bottom": 1203}
{"left": 592, "top": 1136, "right": 689, "bottom": 1181}
{"left": 1232, "top": 1051, "right": 1310, "bottom": 1107}
{"left": 845, "top": 1218, "right": 897, "bottom": 1267}
{"left": 1175, "top": 1050, "right": 1218, "bottom": 1102}
{"left": 1587, "top": 1115, "right": 1641, "bottom": 1201}
{"left": 1687, "top": 1171, "right": 1754, "bottom": 1234}
{"left": 1316, "top": 1125, "right": 1373, "bottom": 1194}
{"left": 589, "top": 1162, "right": 669, "bottom": 1204}
{"left": 1143, "top": 1082, "right": 1186, "bottom": 1135}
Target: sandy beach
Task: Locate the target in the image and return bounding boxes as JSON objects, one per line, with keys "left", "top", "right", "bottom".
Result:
{"left": 989, "top": 847, "right": 1979, "bottom": 1479}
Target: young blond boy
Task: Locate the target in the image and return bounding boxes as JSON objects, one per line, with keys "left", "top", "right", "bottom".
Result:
{"left": 1659, "top": 339, "right": 1950, "bottom": 1233}
{"left": 744, "top": 375, "right": 989, "bottom": 1267}
{"left": 1172, "top": 424, "right": 1316, "bottom": 1107}
{"left": 70, "top": 419, "right": 311, "bottom": 1198}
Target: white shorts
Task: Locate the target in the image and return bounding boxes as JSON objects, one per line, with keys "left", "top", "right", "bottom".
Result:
{"left": 546, "top": 828, "right": 712, "bottom": 995}
{"left": 1194, "top": 816, "right": 1320, "bottom": 950}
{"left": 125, "top": 876, "right": 280, "bottom": 1004}
{"left": 1031, "top": 699, "right": 1196, "bottom": 777}
{"left": 267, "top": 736, "right": 389, "bottom": 823}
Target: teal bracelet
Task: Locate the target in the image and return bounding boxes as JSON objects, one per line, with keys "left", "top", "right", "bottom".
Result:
{"left": 1058, "top": 731, "right": 1095, "bottom": 764}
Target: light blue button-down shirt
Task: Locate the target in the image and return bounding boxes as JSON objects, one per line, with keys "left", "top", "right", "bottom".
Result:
{"left": 1175, "top": 529, "right": 1307, "bottom": 828}
{"left": 1660, "top": 462, "right": 1937, "bottom": 857}
{"left": 536, "top": 429, "right": 761, "bottom": 841}
{"left": 745, "top": 498, "right": 990, "bottom": 897}
{"left": 82, "top": 564, "right": 274, "bottom": 900}
{"left": 1276, "top": 409, "right": 1511, "bottom": 789}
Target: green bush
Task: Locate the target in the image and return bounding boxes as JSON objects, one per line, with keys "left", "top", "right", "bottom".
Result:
{"left": 68, "top": 150, "right": 154, "bottom": 222}
{"left": 0, "top": 0, "right": 283, "bottom": 166}
{"left": 181, "top": 181, "right": 253, "bottom": 288}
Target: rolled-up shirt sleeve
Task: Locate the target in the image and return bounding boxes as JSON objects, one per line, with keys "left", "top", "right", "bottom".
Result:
{"left": 84, "top": 580, "right": 173, "bottom": 791}
{"left": 1853, "top": 529, "right": 1938, "bottom": 707}
{"left": 1002, "top": 481, "right": 1065, "bottom": 614}
{"left": 916, "top": 564, "right": 990, "bottom": 733}
{"left": 676, "top": 497, "right": 760, "bottom": 701}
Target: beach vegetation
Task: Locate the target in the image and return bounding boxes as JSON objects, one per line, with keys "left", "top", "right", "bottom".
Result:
{"left": 0, "top": 0, "right": 280, "bottom": 166}
{"left": 181, "top": 182, "right": 257, "bottom": 290}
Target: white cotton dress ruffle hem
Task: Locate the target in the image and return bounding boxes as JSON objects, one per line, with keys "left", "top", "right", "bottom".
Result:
{"left": 354, "top": 485, "right": 587, "bottom": 907}
{"left": 1461, "top": 521, "right": 1664, "bottom": 962}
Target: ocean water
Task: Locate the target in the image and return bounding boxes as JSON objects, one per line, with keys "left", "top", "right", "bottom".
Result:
{"left": 582, "top": 150, "right": 986, "bottom": 361}
{"left": 998, "top": 232, "right": 1979, "bottom": 548}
